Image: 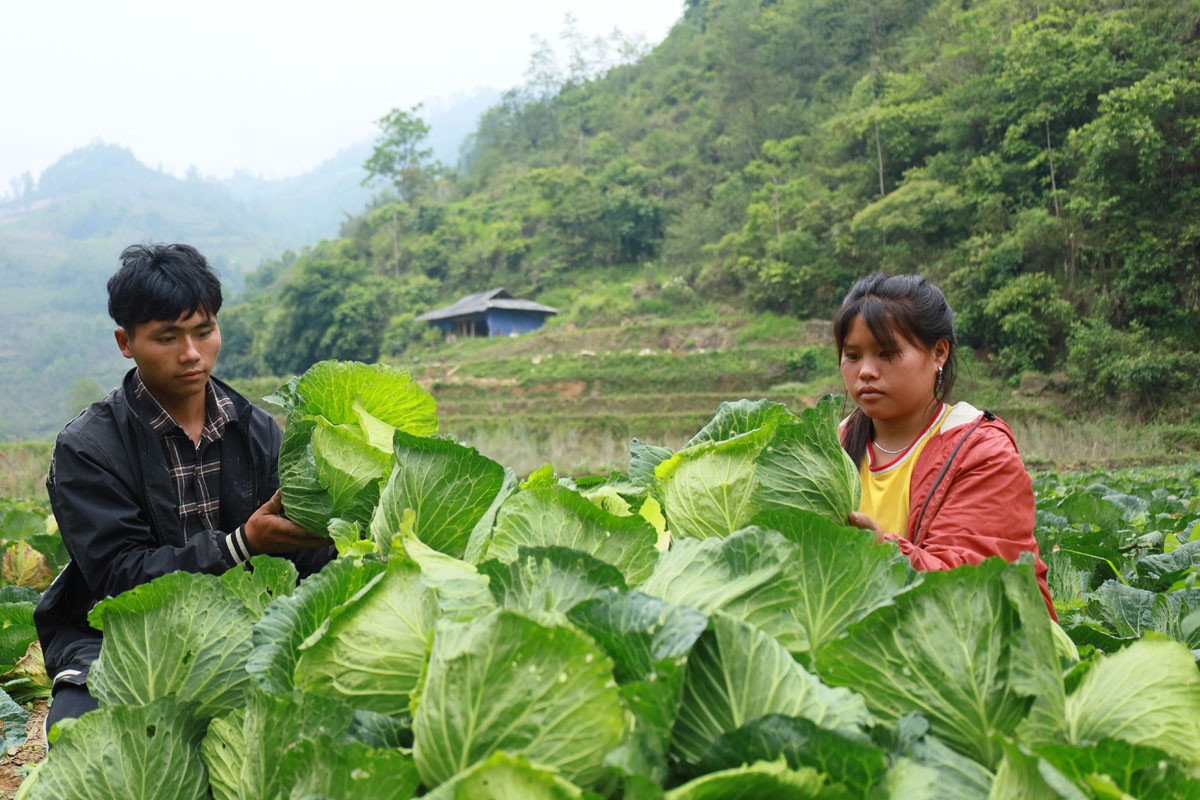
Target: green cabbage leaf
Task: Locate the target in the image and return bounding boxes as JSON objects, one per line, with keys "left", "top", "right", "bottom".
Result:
{"left": 267, "top": 360, "right": 437, "bottom": 534}
{"left": 26, "top": 698, "right": 208, "bottom": 800}
{"left": 292, "top": 556, "right": 439, "bottom": 716}
{"left": 412, "top": 609, "right": 625, "bottom": 790}
{"left": 654, "top": 396, "right": 860, "bottom": 540}
{"left": 86, "top": 570, "right": 255, "bottom": 719}
{"left": 485, "top": 485, "right": 659, "bottom": 585}
{"left": 672, "top": 612, "right": 873, "bottom": 767}
{"left": 816, "top": 558, "right": 1063, "bottom": 769}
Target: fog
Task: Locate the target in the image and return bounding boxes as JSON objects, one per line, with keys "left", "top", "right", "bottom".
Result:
{"left": 0, "top": 0, "right": 682, "bottom": 189}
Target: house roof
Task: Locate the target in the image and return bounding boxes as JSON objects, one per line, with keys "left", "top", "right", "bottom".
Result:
{"left": 416, "top": 288, "right": 560, "bottom": 322}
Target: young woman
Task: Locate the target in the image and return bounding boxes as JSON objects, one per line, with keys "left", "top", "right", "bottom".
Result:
{"left": 836, "top": 273, "right": 1054, "bottom": 617}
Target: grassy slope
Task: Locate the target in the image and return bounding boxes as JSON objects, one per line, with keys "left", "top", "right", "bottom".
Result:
{"left": 0, "top": 443, "right": 52, "bottom": 500}
{"left": 232, "top": 306, "right": 1190, "bottom": 477}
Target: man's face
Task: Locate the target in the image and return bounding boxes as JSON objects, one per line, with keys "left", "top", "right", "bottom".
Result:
{"left": 115, "top": 309, "right": 221, "bottom": 406}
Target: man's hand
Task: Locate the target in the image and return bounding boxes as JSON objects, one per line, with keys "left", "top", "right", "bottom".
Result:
{"left": 848, "top": 511, "right": 887, "bottom": 544}
{"left": 243, "top": 490, "right": 330, "bottom": 554}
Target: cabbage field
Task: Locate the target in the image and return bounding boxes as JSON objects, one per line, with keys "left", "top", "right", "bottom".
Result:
{"left": 9, "top": 361, "right": 1200, "bottom": 799}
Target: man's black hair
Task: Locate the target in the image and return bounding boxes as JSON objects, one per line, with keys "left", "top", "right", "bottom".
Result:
{"left": 107, "top": 243, "right": 222, "bottom": 335}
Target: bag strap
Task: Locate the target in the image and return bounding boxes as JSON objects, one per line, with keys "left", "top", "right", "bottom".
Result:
{"left": 911, "top": 409, "right": 995, "bottom": 545}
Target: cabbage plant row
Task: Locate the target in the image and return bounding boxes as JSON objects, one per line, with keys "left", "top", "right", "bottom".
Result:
{"left": 17, "top": 362, "right": 1200, "bottom": 799}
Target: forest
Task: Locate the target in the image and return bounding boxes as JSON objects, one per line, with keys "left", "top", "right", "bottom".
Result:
{"left": 219, "top": 0, "right": 1199, "bottom": 423}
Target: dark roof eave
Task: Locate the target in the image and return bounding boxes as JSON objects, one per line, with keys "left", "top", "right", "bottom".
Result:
{"left": 417, "top": 308, "right": 559, "bottom": 323}
{"left": 416, "top": 301, "right": 560, "bottom": 322}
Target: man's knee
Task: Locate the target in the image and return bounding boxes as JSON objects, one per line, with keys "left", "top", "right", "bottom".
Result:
{"left": 44, "top": 683, "right": 98, "bottom": 747}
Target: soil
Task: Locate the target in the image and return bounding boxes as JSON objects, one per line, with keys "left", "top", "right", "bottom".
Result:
{"left": 0, "top": 699, "right": 47, "bottom": 800}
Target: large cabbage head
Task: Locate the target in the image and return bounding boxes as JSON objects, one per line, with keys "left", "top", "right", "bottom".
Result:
{"left": 266, "top": 360, "right": 437, "bottom": 534}
{"left": 653, "top": 395, "right": 860, "bottom": 540}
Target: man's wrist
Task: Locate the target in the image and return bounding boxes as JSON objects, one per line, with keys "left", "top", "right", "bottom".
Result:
{"left": 223, "top": 524, "right": 253, "bottom": 565}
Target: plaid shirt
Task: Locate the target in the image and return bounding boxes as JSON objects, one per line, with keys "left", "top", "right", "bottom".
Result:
{"left": 132, "top": 371, "right": 237, "bottom": 538}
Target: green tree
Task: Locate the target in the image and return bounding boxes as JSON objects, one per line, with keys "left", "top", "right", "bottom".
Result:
{"left": 215, "top": 0, "right": 1200, "bottom": 406}
{"left": 363, "top": 105, "right": 438, "bottom": 202}
{"left": 981, "top": 272, "right": 1073, "bottom": 376}
{"left": 265, "top": 251, "right": 392, "bottom": 374}
{"left": 1067, "top": 319, "right": 1200, "bottom": 416}
{"left": 1068, "top": 70, "right": 1200, "bottom": 342}
{"left": 217, "top": 299, "right": 272, "bottom": 379}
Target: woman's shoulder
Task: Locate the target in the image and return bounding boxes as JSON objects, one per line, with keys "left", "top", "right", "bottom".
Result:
{"left": 931, "top": 402, "right": 1020, "bottom": 459}
{"left": 913, "top": 402, "right": 1030, "bottom": 516}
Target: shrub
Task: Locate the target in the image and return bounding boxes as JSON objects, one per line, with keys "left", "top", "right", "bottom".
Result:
{"left": 658, "top": 275, "right": 697, "bottom": 308}
{"left": 1066, "top": 318, "right": 1200, "bottom": 417}
{"left": 382, "top": 312, "right": 429, "bottom": 357}
{"left": 981, "top": 273, "right": 1072, "bottom": 376}
{"left": 785, "top": 347, "right": 821, "bottom": 381}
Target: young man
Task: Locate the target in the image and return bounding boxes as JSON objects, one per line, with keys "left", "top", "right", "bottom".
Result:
{"left": 34, "top": 243, "right": 334, "bottom": 734}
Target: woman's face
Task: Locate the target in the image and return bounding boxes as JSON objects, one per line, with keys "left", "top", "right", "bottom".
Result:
{"left": 839, "top": 314, "right": 946, "bottom": 423}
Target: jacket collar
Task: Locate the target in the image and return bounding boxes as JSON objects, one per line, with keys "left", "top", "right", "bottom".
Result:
{"left": 940, "top": 402, "right": 982, "bottom": 432}
{"left": 118, "top": 368, "right": 255, "bottom": 432}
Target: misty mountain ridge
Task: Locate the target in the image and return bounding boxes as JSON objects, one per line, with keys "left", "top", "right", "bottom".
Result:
{"left": 0, "top": 139, "right": 378, "bottom": 442}
{"left": 2, "top": 140, "right": 372, "bottom": 276}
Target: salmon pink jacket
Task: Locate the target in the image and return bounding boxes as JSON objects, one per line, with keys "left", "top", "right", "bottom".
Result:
{"left": 847, "top": 402, "right": 1055, "bottom": 619}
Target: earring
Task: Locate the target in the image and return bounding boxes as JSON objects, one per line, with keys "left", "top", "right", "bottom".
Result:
{"left": 935, "top": 365, "right": 944, "bottom": 395}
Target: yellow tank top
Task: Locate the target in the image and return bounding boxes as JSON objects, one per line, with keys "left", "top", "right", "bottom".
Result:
{"left": 859, "top": 403, "right": 951, "bottom": 537}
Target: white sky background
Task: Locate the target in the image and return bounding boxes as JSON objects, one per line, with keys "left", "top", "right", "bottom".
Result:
{"left": 0, "top": 0, "right": 684, "bottom": 190}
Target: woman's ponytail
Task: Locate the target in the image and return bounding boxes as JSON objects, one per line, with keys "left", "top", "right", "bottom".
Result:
{"left": 842, "top": 408, "right": 873, "bottom": 470}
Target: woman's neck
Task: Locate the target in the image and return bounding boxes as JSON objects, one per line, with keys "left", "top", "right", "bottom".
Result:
{"left": 872, "top": 399, "right": 941, "bottom": 452}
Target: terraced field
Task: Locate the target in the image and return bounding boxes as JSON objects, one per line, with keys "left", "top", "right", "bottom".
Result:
{"left": 225, "top": 314, "right": 1191, "bottom": 477}
{"left": 412, "top": 319, "right": 825, "bottom": 472}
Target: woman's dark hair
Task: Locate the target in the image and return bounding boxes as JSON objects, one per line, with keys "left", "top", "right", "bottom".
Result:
{"left": 833, "top": 273, "right": 957, "bottom": 469}
{"left": 107, "top": 243, "right": 222, "bottom": 336}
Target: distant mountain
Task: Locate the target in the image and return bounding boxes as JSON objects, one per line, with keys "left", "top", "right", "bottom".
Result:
{"left": 221, "top": 141, "right": 375, "bottom": 256}
{"left": 2, "top": 141, "right": 373, "bottom": 277}
{"left": 0, "top": 87, "right": 499, "bottom": 440}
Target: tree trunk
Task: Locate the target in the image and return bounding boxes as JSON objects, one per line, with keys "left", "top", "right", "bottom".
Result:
{"left": 392, "top": 210, "right": 400, "bottom": 276}
{"left": 874, "top": 118, "right": 886, "bottom": 197}
{"left": 1045, "top": 119, "right": 1061, "bottom": 218}
{"left": 772, "top": 180, "right": 784, "bottom": 265}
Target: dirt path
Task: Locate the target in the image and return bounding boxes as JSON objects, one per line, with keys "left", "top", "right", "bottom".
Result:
{"left": 0, "top": 699, "right": 47, "bottom": 799}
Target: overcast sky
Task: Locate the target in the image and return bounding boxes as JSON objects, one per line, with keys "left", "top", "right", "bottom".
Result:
{"left": 0, "top": 0, "right": 683, "bottom": 190}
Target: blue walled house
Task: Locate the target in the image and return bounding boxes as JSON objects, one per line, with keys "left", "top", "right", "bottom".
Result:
{"left": 416, "top": 288, "right": 559, "bottom": 338}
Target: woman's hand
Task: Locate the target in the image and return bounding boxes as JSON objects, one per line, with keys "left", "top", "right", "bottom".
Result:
{"left": 848, "top": 511, "right": 887, "bottom": 544}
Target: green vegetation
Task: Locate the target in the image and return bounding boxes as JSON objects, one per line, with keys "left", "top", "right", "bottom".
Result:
{"left": 265, "top": 361, "right": 440, "bottom": 535}
{"left": 0, "top": 142, "right": 374, "bottom": 442}
{"left": 7, "top": 0, "right": 1198, "bottom": 450}
{"left": 0, "top": 497, "right": 60, "bottom": 725}
{"left": 14, "top": 367, "right": 1200, "bottom": 798}
{"left": 5, "top": 0, "right": 1200, "bottom": 789}
{"left": 0, "top": 444, "right": 51, "bottom": 500}
{"left": 220, "top": 0, "right": 1197, "bottom": 435}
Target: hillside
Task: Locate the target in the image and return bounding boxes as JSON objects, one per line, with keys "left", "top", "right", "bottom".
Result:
{"left": 221, "top": 0, "right": 1200, "bottom": 443}
{"left": 5, "top": 0, "right": 1199, "bottom": 446}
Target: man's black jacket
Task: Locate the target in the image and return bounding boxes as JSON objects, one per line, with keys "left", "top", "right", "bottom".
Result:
{"left": 34, "top": 369, "right": 334, "bottom": 686}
